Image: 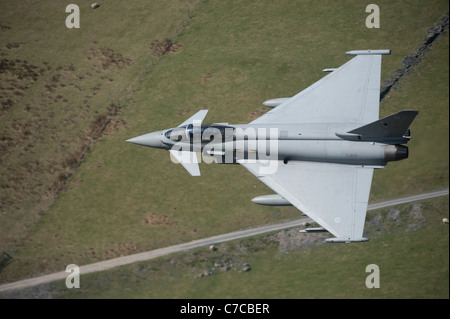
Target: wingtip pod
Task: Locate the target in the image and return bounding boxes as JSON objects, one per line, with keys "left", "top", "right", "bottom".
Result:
{"left": 346, "top": 49, "right": 391, "bottom": 55}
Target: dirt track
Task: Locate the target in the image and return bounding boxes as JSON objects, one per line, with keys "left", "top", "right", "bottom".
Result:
{"left": 0, "top": 188, "right": 447, "bottom": 294}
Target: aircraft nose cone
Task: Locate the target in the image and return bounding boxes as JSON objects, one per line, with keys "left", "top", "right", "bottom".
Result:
{"left": 126, "top": 131, "right": 163, "bottom": 148}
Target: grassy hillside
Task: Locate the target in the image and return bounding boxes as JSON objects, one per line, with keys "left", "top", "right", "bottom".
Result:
{"left": 0, "top": 0, "right": 448, "bottom": 297}
{"left": 0, "top": 0, "right": 201, "bottom": 273}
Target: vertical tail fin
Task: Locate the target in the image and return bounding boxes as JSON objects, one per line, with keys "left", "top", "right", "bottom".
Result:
{"left": 338, "top": 110, "right": 419, "bottom": 143}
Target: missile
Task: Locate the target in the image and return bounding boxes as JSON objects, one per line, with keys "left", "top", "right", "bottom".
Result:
{"left": 299, "top": 227, "right": 327, "bottom": 233}
{"left": 262, "top": 97, "right": 291, "bottom": 108}
{"left": 251, "top": 194, "right": 292, "bottom": 206}
{"left": 325, "top": 237, "right": 369, "bottom": 243}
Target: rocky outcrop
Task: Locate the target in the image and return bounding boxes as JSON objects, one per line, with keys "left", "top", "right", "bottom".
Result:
{"left": 380, "top": 10, "right": 449, "bottom": 100}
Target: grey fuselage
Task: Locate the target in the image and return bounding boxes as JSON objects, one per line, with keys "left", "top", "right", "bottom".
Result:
{"left": 152, "top": 122, "right": 408, "bottom": 167}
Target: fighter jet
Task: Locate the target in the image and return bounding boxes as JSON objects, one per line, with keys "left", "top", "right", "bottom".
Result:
{"left": 127, "top": 49, "right": 418, "bottom": 243}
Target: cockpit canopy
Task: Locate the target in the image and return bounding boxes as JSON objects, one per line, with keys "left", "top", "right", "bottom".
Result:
{"left": 164, "top": 124, "right": 235, "bottom": 143}
{"left": 164, "top": 127, "right": 185, "bottom": 142}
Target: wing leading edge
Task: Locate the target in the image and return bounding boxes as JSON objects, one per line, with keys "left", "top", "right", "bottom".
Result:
{"left": 240, "top": 160, "right": 373, "bottom": 242}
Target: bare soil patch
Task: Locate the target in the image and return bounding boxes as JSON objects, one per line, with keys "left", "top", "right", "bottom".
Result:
{"left": 150, "top": 39, "right": 183, "bottom": 57}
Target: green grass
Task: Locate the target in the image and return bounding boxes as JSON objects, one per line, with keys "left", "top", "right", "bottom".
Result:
{"left": 0, "top": 0, "right": 201, "bottom": 273}
{"left": 0, "top": 0, "right": 448, "bottom": 298}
